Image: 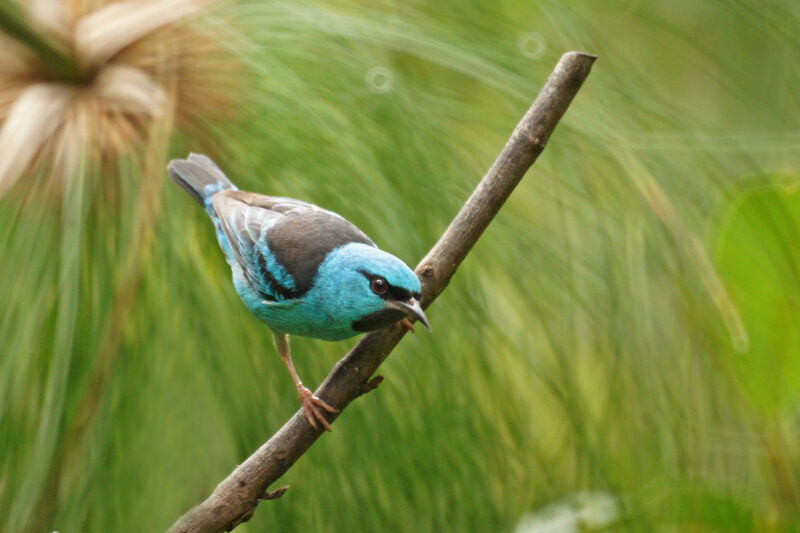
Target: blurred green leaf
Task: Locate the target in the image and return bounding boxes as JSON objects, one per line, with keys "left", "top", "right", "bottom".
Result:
{"left": 714, "top": 176, "right": 800, "bottom": 416}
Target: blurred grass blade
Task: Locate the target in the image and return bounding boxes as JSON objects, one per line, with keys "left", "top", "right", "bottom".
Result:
{"left": 6, "top": 130, "right": 88, "bottom": 532}
{"left": 616, "top": 149, "right": 749, "bottom": 351}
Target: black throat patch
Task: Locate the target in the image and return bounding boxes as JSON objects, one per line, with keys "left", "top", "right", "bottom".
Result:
{"left": 351, "top": 308, "right": 407, "bottom": 332}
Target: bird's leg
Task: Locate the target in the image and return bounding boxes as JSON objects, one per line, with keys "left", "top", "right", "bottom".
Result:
{"left": 273, "top": 333, "right": 338, "bottom": 431}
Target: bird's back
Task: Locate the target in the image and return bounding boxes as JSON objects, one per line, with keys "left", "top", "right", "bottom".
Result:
{"left": 211, "top": 190, "right": 375, "bottom": 302}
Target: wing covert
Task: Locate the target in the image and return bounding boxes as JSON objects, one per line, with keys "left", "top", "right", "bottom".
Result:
{"left": 211, "top": 189, "right": 375, "bottom": 299}
{"left": 212, "top": 192, "right": 301, "bottom": 301}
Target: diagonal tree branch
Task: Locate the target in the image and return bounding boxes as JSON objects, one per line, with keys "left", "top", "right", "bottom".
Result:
{"left": 168, "top": 50, "right": 596, "bottom": 533}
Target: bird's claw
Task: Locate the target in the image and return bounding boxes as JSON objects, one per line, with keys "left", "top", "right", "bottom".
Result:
{"left": 297, "top": 385, "right": 337, "bottom": 431}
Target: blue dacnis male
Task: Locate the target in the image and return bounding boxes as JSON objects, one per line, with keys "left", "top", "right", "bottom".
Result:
{"left": 168, "top": 154, "right": 429, "bottom": 431}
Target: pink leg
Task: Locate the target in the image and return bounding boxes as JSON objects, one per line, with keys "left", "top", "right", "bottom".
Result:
{"left": 273, "top": 333, "right": 338, "bottom": 431}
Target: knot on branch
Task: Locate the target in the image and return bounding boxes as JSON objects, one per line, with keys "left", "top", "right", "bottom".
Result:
{"left": 525, "top": 134, "right": 546, "bottom": 153}
{"left": 224, "top": 486, "right": 290, "bottom": 531}
{"left": 418, "top": 263, "right": 436, "bottom": 279}
{"left": 262, "top": 485, "right": 290, "bottom": 500}
{"left": 357, "top": 375, "right": 384, "bottom": 397}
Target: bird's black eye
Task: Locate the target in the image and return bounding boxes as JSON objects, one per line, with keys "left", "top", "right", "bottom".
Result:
{"left": 370, "top": 276, "right": 388, "bottom": 295}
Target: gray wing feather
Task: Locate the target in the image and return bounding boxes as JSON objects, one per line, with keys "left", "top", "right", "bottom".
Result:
{"left": 212, "top": 192, "right": 291, "bottom": 300}
{"left": 211, "top": 189, "right": 375, "bottom": 298}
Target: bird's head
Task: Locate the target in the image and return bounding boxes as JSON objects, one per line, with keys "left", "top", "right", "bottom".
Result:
{"left": 313, "top": 243, "right": 430, "bottom": 334}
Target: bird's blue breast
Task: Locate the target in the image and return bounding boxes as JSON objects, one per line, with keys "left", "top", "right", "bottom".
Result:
{"left": 232, "top": 261, "right": 358, "bottom": 341}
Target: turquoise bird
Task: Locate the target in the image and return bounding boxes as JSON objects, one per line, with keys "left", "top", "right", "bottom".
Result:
{"left": 168, "top": 154, "right": 429, "bottom": 430}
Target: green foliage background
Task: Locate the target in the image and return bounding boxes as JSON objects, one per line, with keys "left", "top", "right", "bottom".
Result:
{"left": 2, "top": 0, "right": 800, "bottom": 531}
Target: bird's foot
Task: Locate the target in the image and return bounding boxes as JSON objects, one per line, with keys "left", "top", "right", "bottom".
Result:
{"left": 297, "top": 385, "right": 338, "bottom": 431}
{"left": 400, "top": 317, "right": 415, "bottom": 333}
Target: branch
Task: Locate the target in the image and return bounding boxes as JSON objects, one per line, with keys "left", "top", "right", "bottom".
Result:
{"left": 168, "top": 51, "right": 596, "bottom": 533}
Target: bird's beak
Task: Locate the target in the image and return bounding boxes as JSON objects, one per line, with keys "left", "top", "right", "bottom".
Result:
{"left": 386, "top": 298, "right": 431, "bottom": 331}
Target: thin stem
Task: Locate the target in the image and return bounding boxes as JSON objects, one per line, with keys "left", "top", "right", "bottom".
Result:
{"left": 0, "top": 0, "right": 85, "bottom": 82}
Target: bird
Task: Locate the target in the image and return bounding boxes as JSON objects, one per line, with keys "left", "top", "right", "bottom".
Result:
{"left": 168, "top": 153, "right": 429, "bottom": 431}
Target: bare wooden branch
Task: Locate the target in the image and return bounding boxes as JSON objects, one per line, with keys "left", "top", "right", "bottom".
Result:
{"left": 168, "top": 51, "right": 596, "bottom": 533}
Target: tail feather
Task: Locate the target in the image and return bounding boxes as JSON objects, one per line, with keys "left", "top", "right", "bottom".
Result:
{"left": 168, "top": 153, "right": 236, "bottom": 208}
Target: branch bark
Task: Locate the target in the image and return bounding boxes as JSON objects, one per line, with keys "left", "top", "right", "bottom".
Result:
{"left": 168, "top": 51, "right": 596, "bottom": 533}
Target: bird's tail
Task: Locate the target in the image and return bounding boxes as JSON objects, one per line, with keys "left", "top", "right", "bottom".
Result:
{"left": 167, "top": 153, "right": 237, "bottom": 212}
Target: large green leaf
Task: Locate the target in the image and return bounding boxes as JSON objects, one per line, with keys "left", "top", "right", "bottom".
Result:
{"left": 714, "top": 178, "right": 800, "bottom": 416}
